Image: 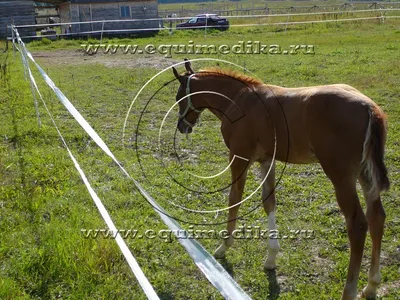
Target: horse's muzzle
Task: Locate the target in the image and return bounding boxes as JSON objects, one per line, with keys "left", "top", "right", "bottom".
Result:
{"left": 177, "top": 121, "right": 193, "bottom": 134}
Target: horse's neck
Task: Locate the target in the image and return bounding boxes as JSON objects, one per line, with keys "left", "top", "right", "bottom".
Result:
{"left": 195, "top": 77, "right": 244, "bottom": 120}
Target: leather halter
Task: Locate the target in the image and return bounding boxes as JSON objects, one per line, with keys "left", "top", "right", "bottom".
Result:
{"left": 179, "top": 74, "right": 202, "bottom": 128}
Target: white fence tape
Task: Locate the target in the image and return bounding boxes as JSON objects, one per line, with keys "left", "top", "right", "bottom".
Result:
{"left": 13, "top": 27, "right": 160, "bottom": 300}
{"left": 9, "top": 8, "right": 400, "bottom": 40}
{"left": 12, "top": 15, "right": 400, "bottom": 40}
{"left": 12, "top": 26, "right": 251, "bottom": 300}
{"left": 12, "top": 8, "right": 400, "bottom": 28}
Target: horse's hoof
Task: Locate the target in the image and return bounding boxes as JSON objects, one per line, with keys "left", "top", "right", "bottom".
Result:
{"left": 361, "top": 286, "right": 377, "bottom": 299}
{"left": 213, "top": 251, "right": 226, "bottom": 259}
{"left": 340, "top": 286, "right": 358, "bottom": 300}
{"left": 213, "top": 246, "right": 226, "bottom": 259}
{"left": 263, "top": 261, "right": 276, "bottom": 270}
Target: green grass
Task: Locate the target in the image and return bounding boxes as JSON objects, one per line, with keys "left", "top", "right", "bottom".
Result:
{"left": 1, "top": 18, "right": 399, "bottom": 299}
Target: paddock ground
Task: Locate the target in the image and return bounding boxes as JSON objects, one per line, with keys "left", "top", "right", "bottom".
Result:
{"left": 0, "top": 15, "right": 399, "bottom": 300}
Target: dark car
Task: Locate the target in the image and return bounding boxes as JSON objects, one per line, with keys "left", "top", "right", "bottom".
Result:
{"left": 176, "top": 14, "right": 229, "bottom": 30}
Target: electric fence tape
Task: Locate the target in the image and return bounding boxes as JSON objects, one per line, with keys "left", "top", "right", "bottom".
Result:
{"left": 13, "top": 27, "right": 160, "bottom": 300}
{"left": 12, "top": 26, "right": 251, "bottom": 300}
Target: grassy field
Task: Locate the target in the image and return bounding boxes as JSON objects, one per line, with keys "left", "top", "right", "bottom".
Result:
{"left": 158, "top": 0, "right": 400, "bottom": 29}
{"left": 1, "top": 16, "right": 399, "bottom": 300}
{"left": 158, "top": 0, "right": 400, "bottom": 13}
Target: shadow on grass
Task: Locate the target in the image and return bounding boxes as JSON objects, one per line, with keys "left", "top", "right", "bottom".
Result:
{"left": 264, "top": 268, "right": 280, "bottom": 300}
{"left": 219, "top": 257, "right": 235, "bottom": 278}
{"left": 157, "top": 291, "right": 175, "bottom": 300}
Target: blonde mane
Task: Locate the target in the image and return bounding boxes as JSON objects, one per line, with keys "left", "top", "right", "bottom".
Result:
{"left": 197, "top": 67, "right": 264, "bottom": 86}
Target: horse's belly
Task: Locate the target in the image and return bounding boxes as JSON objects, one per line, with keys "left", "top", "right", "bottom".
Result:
{"left": 278, "top": 150, "right": 319, "bottom": 164}
{"left": 255, "top": 142, "right": 318, "bottom": 164}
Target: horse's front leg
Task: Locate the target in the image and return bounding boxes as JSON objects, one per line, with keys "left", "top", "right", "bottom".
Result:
{"left": 260, "top": 160, "right": 280, "bottom": 270}
{"left": 214, "top": 153, "right": 250, "bottom": 258}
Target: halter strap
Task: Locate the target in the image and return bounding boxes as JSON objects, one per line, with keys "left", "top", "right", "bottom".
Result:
{"left": 179, "top": 74, "right": 202, "bottom": 128}
{"left": 185, "top": 74, "right": 195, "bottom": 105}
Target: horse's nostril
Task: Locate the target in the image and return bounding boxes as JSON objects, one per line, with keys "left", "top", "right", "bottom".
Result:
{"left": 178, "top": 124, "right": 183, "bottom": 133}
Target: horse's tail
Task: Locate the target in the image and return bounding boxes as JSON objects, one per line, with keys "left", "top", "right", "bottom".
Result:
{"left": 360, "top": 105, "right": 390, "bottom": 199}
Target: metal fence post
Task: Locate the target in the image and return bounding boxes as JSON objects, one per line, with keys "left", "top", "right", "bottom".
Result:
{"left": 204, "top": 17, "right": 207, "bottom": 39}
{"left": 11, "top": 25, "right": 16, "bottom": 57}
{"left": 100, "top": 20, "right": 105, "bottom": 41}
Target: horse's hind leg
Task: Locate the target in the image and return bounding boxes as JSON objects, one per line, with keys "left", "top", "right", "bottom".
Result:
{"left": 360, "top": 177, "right": 386, "bottom": 299}
{"left": 214, "top": 153, "right": 250, "bottom": 258}
{"left": 320, "top": 161, "right": 368, "bottom": 300}
{"left": 260, "top": 160, "right": 280, "bottom": 270}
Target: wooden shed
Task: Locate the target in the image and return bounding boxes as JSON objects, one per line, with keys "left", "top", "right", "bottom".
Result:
{"left": 58, "top": 0, "right": 160, "bottom": 37}
{"left": 0, "top": 0, "right": 36, "bottom": 39}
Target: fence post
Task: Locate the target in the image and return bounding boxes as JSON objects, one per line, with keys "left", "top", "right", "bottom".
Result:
{"left": 11, "top": 25, "right": 16, "bottom": 57}
{"left": 100, "top": 20, "right": 105, "bottom": 41}
{"left": 284, "top": 7, "right": 294, "bottom": 33}
{"left": 204, "top": 17, "right": 207, "bottom": 39}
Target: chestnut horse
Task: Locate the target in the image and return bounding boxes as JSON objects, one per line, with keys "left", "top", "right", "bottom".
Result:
{"left": 172, "top": 60, "right": 389, "bottom": 300}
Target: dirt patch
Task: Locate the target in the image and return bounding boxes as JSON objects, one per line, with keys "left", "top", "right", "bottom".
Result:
{"left": 31, "top": 49, "right": 178, "bottom": 70}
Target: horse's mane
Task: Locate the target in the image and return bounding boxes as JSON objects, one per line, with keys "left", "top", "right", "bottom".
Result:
{"left": 196, "top": 67, "right": 263, "bottom": 86}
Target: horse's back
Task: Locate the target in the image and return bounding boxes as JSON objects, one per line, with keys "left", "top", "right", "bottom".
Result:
{"left": 303, "top": 84, "right": 376, "bottom": 167}
{"left": 264, "top": 84, "right": 379, "bottom": 165}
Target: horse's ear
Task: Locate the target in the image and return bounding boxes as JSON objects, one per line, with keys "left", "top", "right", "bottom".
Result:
{"left": 184, "top": 58, "right": 194, "bottom": 74}
{"left": 172, "top": 67, "right": 182, "bottom": 83}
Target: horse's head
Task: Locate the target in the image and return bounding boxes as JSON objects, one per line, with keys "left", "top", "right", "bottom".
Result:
{"left": 172, "top": 59, "right": 203, "bottom": 134}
